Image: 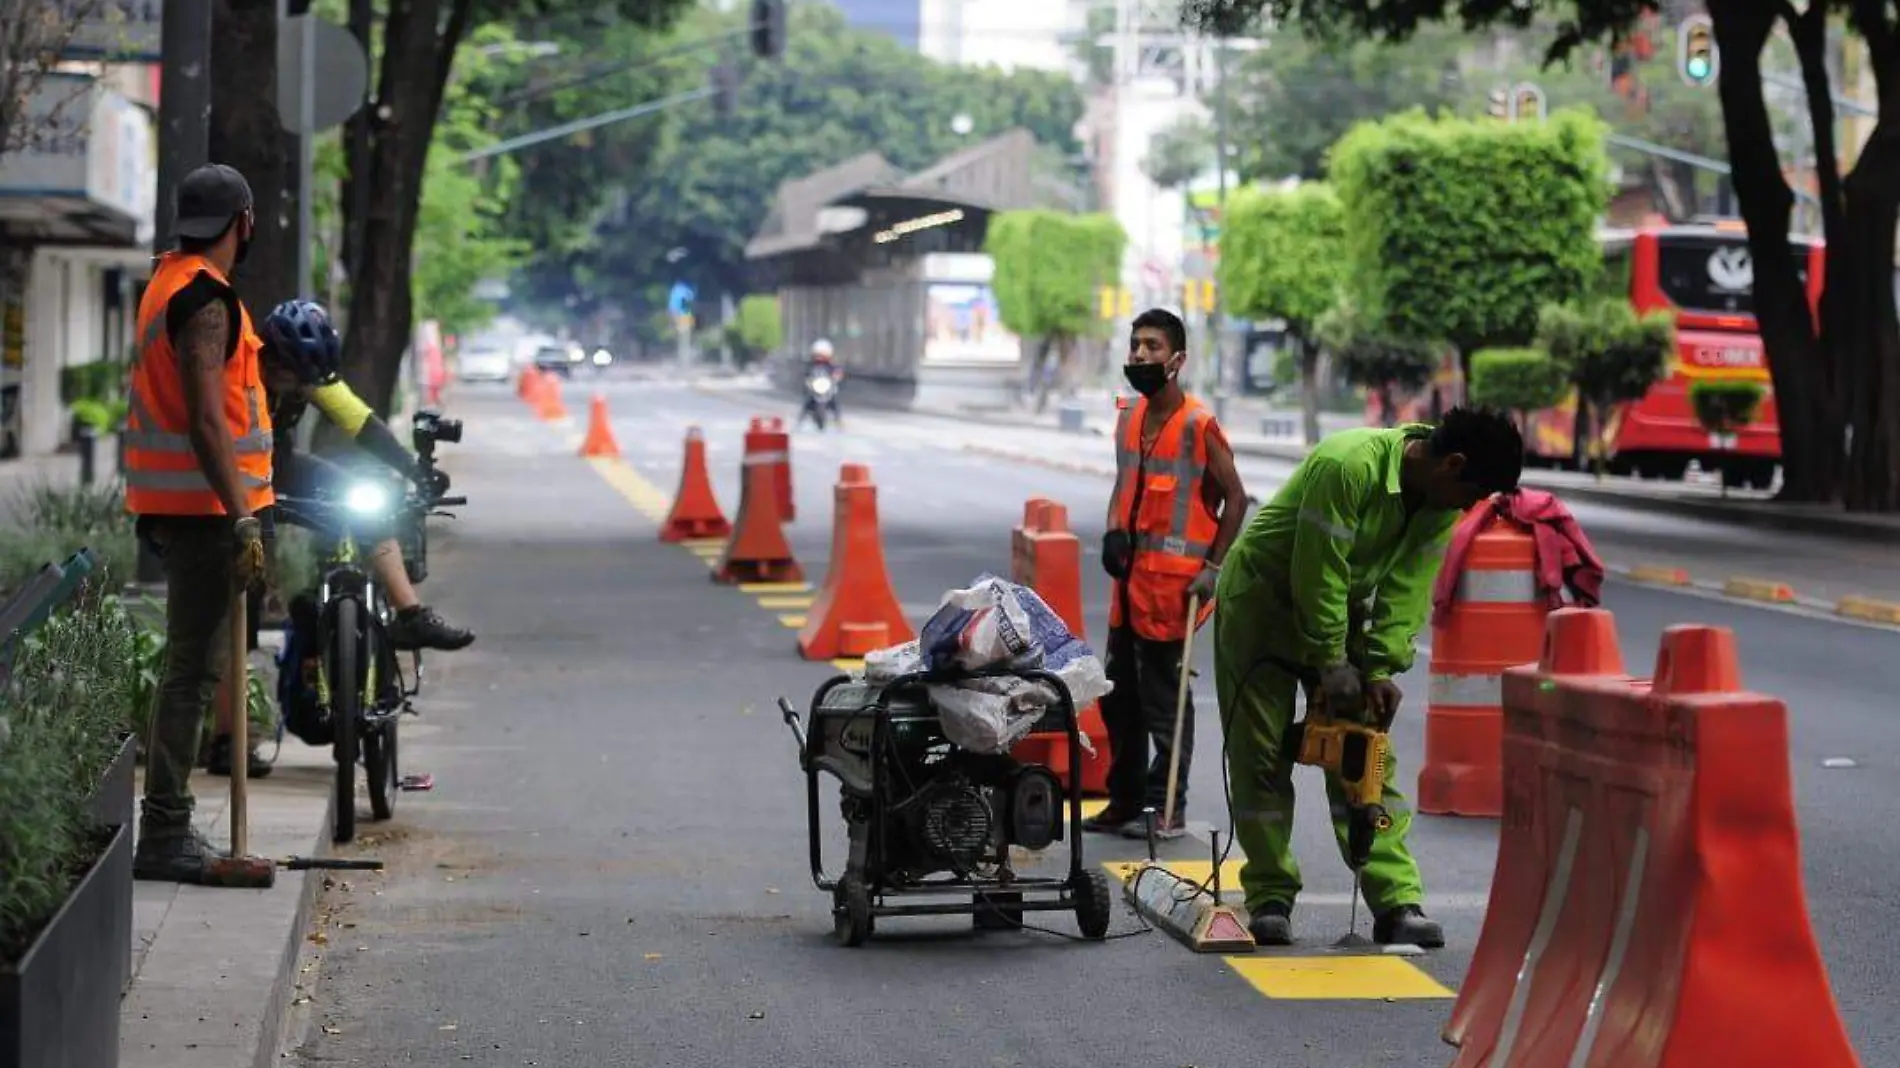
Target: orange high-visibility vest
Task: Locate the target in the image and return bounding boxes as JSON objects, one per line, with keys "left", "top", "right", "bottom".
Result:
{"left": 1108, "top": 393, "right": 1222, "bottom": 642}
{"left": 123, "top": 253, "right": 275, "bottom": 517}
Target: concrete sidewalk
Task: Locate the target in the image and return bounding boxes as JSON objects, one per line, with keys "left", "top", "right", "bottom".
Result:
{"left": 120, "top": 642, "right": 338, "bottom": 1068}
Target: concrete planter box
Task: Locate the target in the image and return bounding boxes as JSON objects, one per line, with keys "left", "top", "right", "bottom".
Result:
{"left": 88, "top": 733, "right": 136, "bottom": 832}
{"left": 0, "top": 824, "right": 132, "bottom": 1068}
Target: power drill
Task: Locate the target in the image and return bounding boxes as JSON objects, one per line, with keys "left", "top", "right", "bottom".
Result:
{"left": 1286, "top": 684, "right": 1394, "bottom": 870}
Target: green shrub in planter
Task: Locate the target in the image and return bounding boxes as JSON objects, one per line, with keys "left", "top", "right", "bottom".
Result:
{"left": 0, "top": 482, "right": 136, "bottom": 597}
{"left": 1689, "top": 380, "right": 1766, "bottom": 437}
{"left": 1468, "top": 348, "right": 1570, "bottom": 419}
{"left": 0, "top": 585, "right": 139, "bottom": 959}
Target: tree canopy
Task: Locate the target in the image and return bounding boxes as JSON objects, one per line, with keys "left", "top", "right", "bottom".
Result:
{"left": 1218, "top": 183, "right": 1347, "bottom": 331}
{"left": 985, "top": 210, "right": 1126, "bottom": 342}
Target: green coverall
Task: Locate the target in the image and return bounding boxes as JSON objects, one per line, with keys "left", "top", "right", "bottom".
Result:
{"left": 1213, "top": 425, "right": 1461, "bottom": 916}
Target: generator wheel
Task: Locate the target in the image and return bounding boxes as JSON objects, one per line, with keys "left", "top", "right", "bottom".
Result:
{"left": 973, "top": 890, "right": 1023, "bottom": 931}
{"left": 1072, "top": 869, "right": 1113, "bottom": 940}
{"left": 833, "top": 874, "right": 873, "bottom": 947}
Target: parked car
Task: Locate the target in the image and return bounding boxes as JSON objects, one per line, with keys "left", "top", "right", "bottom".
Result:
{"left": 457, "top": 346, "right": 514, "bottom": 383}
{"left": 533, "top": 345, "right": 576, "bottom": 378}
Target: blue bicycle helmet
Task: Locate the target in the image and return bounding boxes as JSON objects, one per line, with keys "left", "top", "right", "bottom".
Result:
{"left": 261, "top": 299, "right": 342, "bottom": 386}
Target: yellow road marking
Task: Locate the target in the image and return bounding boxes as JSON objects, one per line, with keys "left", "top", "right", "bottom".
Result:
{"left": 1079, "top": 798, "right": 1107, "bottom": 821}
{"left": 742, "top": 582, "right": 811, "bottom": 594}
{"left": 757, "top": 595, "right": 814, "bottom": 609}
{"left": 680, "top": 538, "right": 726, "bottom": 551}
{"left": 1225, "top": 956, "right": 1454, "bottom": 1000}
{"left": 585, "top": 456, "right": 670, "bottom": 520}
{"left": 779, "top": 614, "right": 807, "bottom": 628}
{"left": 1104, "top": 858, "right": 1247, "bottom": 891}
{"left": 831, "top": 658, "right": 864, "bottom": 673}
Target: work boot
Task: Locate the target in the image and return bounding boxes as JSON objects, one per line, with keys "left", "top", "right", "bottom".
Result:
{"left": 133, "top": 827, "right": 227, "bottom": 883}
{"left": 1081, "top": 805, "right": 1141, "bottom": 835}
{"left": 386, "top": 605, "right": 474, "bottom": 651}
{"left": 1374, "top": 904, "right": 1445, "bottom": 948}
{"left": 1248, "top": 901, "right": 1294, "bottom": 946}
{"left": 205, "top": 733, "right": 274, "bottom": 779}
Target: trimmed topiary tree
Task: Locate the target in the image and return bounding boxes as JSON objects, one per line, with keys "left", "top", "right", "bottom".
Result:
{"left": 985, "top": 210, "right": 1127, "bottom": 411}
{"left": 1690, "top": 380, "right": 1768, "bottom": 498}
{"left": 1468, "top": 347, "right": 1569, "bottom": 432}
{"left": 1328, "top": 107, "right": 1613, "bottom": 381}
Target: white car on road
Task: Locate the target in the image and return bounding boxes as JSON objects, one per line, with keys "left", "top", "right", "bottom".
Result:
{"left": 457, "top": 346, "right": 514, "bottom": 383}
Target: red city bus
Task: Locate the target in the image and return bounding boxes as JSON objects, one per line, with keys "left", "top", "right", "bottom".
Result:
{"left": 1520, "top": 219, "right": 1825, "bottom": 488}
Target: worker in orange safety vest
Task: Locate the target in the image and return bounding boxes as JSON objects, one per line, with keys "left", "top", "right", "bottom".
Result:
{"left": 1085, "top": 307, "right": 1250, "bottom": 840}
{"left": 123, "top": 163, "right": 275, "bottom": 884}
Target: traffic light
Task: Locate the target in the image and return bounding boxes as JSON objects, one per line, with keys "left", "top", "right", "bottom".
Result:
{"left": 750, "top": 0, "right": 786, "bottom": 60}
{"left": 1512, "top": 82, "right": 1546, "bottom": 122}
{"left": 1680, "top": 14, "right": 1718, "bottom": 87}
{"left": 1487, "top": 86, "right": 1509, "bottom": 119}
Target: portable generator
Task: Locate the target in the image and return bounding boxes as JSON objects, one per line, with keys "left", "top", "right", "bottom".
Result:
{"left": 777, "top": 667, "right": 1114, "bottom": 947}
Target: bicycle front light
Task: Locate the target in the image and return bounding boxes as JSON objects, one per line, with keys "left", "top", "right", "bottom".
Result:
{"left": 343, "top": 482, "right": 391, "bottom": 516}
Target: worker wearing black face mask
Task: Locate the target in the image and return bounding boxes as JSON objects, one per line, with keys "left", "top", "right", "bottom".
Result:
{"left": 1085, "top": 307, "right": 1250, "bottom": 840}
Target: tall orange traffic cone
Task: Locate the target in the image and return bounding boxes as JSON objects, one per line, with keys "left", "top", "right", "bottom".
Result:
{"left": 534, "top": 371, "right": 568, "bottom": 421}
{"left": 578, "top": 393, "right": 620, "bottom": 458}
{"left": 713, "top": 455, "right": 802, "bottom": 584}
{"left": 660, "top": 427, "right": 731, "bottom": 542}
{"left": 797, "top": 464, "right": 912, "bottom": 659}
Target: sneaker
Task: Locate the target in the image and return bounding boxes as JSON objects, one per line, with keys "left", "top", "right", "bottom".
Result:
{"left": 1248, "top": 901, "right": 1294, "bottom": 946}
{"left": 1118, "top": 810, "right": 1188, "bottom": 840}
{"left": 1081, "top": 805, "right": 1142, "bottom": 834}
{"left": 1373, "top": 903, "right": 1445, "bottom": 948}
{"left": 205, "top": 733, "right": 274, "bottom": 779}
{"left": 133, "top": 827, "right": 228, "bottom": 883}
{"left": 386, "top": 605, "right": 474, "bottom": 651}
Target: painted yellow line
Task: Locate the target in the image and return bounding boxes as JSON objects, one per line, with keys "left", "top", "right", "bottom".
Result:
{"left": 585, "top": 456, "right": 670, "bottom": 519}
{"left": 1104, "top": 858, "right": 1247, "bottom": 892}
{"left": 685, "top": 545, "right": 723, "bottom": 558}
{"left": 1079, "top": 798, "right": 1107, "bottom": 821}
{"left": 1723, "top": 576, "right": 1797, "bottom": 604}
{"left": 1836, "top": 595, "right": 1900, "bottom": 625}
{"left": 831, "top": 658, "right": 864, "bottom": 673}
{"left": 757, "top": 595, "right": 814, "bottom": 610}
{"left": 680, "top": 538, "right": 726, "bottom": 551}
{"left": 778, "top": 614, "right": 808, "bottom": 628}
{"left": 741, "top": 582, "right": 811, "bottom": 595}
{"left": 1225, "top": 956, "right": 1455, "bottom": 1000}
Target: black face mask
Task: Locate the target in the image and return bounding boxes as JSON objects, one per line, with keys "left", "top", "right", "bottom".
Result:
{"left": 1123, "top": 360, "right": 1171, "bottom": 398}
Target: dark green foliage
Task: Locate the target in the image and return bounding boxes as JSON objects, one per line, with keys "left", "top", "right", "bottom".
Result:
{"left": 1329, "top": 108, "right": 1612, "bottom": 361}
{"left": 1469, "top": 347, "right": 1569, "bottom": 413}
{"left": 1315, "top": 300, "right": 1440, "bottom": 392}
{"left": 1537, "top": 298, "right": 1674, "bottom": 413}
{"left": 1690, "top": 379, "right": 1767, "bottom": 434}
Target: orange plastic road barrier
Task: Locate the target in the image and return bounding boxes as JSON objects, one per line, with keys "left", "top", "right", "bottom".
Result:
{"left": 1005, "top": 497, "right": 1110, "bottom": 796}
{"left": 712, "top": 455, "right": 802, "bottom": 585}
{"left": 534, "top": 370, "right": 568, "bottom": 421}
{"left": 578, "top": 393, "right": 620, "bottom": 458}
{"left": 659, "top": 427, "right": 731, "bottom": 542}
{"left": 743, "top": 416, "right": 794, "bottom": 522}
{"left": 797, "top": 463, "right": 913, "bottom": 659}
{"left": 1444, "top": 607, "right": 1862, "bottom": 1068}
{"left": 1418, "top": 508, "right": 1545, "bottom": 818}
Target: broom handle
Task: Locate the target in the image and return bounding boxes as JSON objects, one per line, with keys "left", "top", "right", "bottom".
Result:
{"left": 1161, "top": 593, "right": 1201, "bottom": 829}
{"left": 229, "top": 583, "right": 249, "bottom": 859}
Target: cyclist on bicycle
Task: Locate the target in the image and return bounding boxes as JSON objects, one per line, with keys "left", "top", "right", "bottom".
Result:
{"left": 206, "top": 299, "right": 474, "bottom": 776}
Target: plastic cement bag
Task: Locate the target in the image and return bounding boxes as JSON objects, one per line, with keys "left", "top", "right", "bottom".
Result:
{"left": 861, "top": 575, "right": 1113, "bottom": 755}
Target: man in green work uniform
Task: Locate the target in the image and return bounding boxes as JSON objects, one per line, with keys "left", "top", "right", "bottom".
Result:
{"left": 1214, "top": 407, "right": 1524, "bottom": 947}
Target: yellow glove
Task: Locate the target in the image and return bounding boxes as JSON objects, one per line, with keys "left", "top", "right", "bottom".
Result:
{"left": 233, "top": 516, "right": 266, "bottom": 591}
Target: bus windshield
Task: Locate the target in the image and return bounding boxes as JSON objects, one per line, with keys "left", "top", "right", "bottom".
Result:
{"left": 1651, "top": 234, "right": 1811, "bottom": 316}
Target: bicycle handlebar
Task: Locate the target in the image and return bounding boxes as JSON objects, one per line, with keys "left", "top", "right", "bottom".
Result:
{"left": 435, "top": 496, "right": 467, "bottom": 507}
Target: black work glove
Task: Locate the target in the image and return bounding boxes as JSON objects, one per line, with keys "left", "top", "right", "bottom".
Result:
{"left": 1101, "top": 529, "right": 1133, "bottom": 580}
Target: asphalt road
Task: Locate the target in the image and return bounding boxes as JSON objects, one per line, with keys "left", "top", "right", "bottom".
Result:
{"left": 292, "top": 376, "right": 1900, "bottom": 1068}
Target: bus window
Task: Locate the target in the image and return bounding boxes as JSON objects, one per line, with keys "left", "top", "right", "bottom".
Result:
{"left": 1654, "top": 235, "right": 1811, "bottom": 315}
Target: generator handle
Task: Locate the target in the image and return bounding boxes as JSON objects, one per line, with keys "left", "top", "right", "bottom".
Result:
{"left": 776, "top": 697, "right": 808, "bottom": 757}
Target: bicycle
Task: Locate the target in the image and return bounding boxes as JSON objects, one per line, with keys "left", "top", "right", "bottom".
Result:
{"left": 273, "top": 409, "right": 466, "bottom": 844}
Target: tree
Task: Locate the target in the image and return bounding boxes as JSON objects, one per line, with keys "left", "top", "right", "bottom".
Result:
{"left": 731, "top": 293, "right": 781, "bottom": 366}
{"left": 1181, "top": 0, "right": 1900, "bottom": 511}
{"left": 502, "top": 3, "right": 1087, "bottom": 342}
{"left": 1315, "top": 300, "right": 1442, "bottom": 426}
{"left": 0, "top": 1, "right": 99, "bottom": 160}
{"left": 328, "top": 0, "right": 696, "bottom": 418}
{"left": 1468, "top": 347, "right": 1570, "bottom": 427}
{"left": 1537, "top": 297, "right": 1674, "bottom": 475}
{"left": 1329, "top": 107, "right": 1613, "bottom": 377}
{"left": 985, "top": 210, "right": 1126, "bottom": 411}
{"left": 1219, "top": 183, "right": 1347, "bottom": 443}
{"left": 1143, "top": 115, "right": 1216, "bottom": 190}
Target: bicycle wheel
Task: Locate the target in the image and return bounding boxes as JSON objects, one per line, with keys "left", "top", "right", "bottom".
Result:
{"left": 364, "top": 720, "right": 397, "bottom": 822}
{"left": 330, "top": 596, "right": 361, "bottom": 844}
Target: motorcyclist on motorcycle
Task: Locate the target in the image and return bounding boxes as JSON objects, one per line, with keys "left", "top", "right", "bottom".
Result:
{"left": 207, "top": 299, "right": 474, "bottom": 778}
{"left": 798, "top": 338, "right": 843, "bottom": 430}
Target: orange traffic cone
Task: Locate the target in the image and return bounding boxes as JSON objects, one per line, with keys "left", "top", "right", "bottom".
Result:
{"left": 660, "top": 427, "right": 731, "bottom": 542}
{"left": 516, "top": 367, "right": 537, "bottom": 401}
{"left": 797, "top": 463, "right": 912, "bottom": 659}
{"left": 535, "top": 371, "right": 568, "bottom": 421}
{"left": 578, "top": 393, "right": 620, "bottom": 458}
{"left": 713, "top": 456, "right": 802, "bottom": 584}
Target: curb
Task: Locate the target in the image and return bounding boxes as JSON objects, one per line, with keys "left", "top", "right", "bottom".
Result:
{"left": 256, "top": 796, "right": 336, "bottom": 1068}
{"left": 1613, "top": 566, "right": 1900, "bottom": 629}
{"left": 1833, "top": 594, "right": 1900, "bottom": 626}
{"left": 1721, "top": 576, "right": 1798, "bottom": 605}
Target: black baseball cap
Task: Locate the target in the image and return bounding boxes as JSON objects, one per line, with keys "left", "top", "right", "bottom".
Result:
{"left": 173, "top": 163, "right": 253, "bottom": 241}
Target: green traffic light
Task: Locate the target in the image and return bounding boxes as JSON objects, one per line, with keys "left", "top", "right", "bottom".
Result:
{"left": 1687, "top": 56, "right": 1711, "bottom": 80}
